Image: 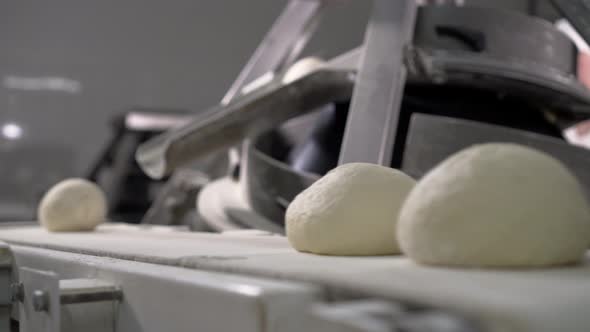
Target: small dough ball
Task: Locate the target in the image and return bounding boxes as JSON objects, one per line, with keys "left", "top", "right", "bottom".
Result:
{"left": 282, "top": 57, "right": 325, "bottom": 84}
{"left": 38, "top": 178, "right": 107, "bottom": 232}
{"left": 398, "top": 143, "right": 590, "bottom": 268}
{"left": 286, "top": 163, "right": 416, "bottom": 255}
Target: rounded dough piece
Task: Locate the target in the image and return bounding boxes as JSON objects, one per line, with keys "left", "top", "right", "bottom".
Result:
{"left": 398, "top": 143, "right": 590, "bottom": 268}
{"left": 38, "top": 178, "right": 107, "bottom": 232}
{"left": 286, "top": 163, "right": 416, "bottom": 255}
{"left": 281, "top": 57, "right": 325, "bottom": 84}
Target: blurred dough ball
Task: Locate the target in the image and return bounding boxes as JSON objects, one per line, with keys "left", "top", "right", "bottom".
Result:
{"left": 398, "top": 143, "right": 590, "bottom": 268}
{"left": 286, "top": 163, "right": 416, "bottom": 255}
{"left": 38, "top": 178, "right": 107, "bottom": 232}
{"left": 282, "top": 57, "right": 325, "bottom": 84}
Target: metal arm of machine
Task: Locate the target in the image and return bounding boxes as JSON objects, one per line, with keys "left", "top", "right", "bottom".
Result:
{"left": 338, "top": 0, "right": 418, "bottom": 166}
{"left": 220, "top": 0, "right": 323, "bottom": 106}
{"left": 136, "top": 69, "right": 354, "bottom": 179}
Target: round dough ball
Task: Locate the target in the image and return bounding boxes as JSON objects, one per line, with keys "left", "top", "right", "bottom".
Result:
{"left": 281, "top": 57, "right": 325, "bottom": 84}
{"left": 398, "top": 143, "right": 590, "bottom": 268}
{"left": 38, "top": 178, "right": 107, "bottom": 232}
{"left": 286, "top": 163, "right": 416, "bottom": 255}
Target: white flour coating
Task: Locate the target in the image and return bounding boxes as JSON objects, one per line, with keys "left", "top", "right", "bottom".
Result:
{"left": 38, "top": 178, "right": 107, "bottom": 232}
{"left": 286, "top": 163, "right": 416, "bottom": 255}
{"left": 398, "top": 143, "right": 590, "bottom": 267}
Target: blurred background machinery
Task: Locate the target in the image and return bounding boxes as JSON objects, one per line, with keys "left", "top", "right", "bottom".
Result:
{"left": 0, "top": 0, "right": 574, "bottom": 223}
{"left": 133, "top": 0, "right": 590, "bottom": 233}
{"left": 1, "top": 1, "right": 590, "bottom": 332}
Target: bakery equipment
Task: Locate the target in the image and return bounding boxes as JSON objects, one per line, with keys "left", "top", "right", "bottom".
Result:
{"left": 3, "top": 1, "right": 590, "bottom": 331}
{"left": 135, "top": 69, "right": 354, "bottom": 180}
{"left": 87, "top": 108, "right": 193, "bottom": 222}
{"left": 137, "top": 0, "right": 590, "bottom": 230}
{"left": 1, "top": 224, "right": 590, "bottom": 331}
{"left": 88, "top": 108, "right": 227, "bottom": 225}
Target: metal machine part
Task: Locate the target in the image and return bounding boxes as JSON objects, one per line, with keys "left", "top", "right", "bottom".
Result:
{"left": 3, "top": 225, "right": 590, "bottom": 331}
{"left": 140, "top": 168, "right": 209, "bottom": 228}
{"left": 219, "top": 0, "right": 322, "bottom": 191}
{"left": 220, "top": 0, "right": 322, "bottom": 106}
{"left": 3, "top": 237, "right": 484, "bottom": 332}
{"left": 138, "top": 0, "right": 324, "bottom": 227}
{"left": 16, "top": 267, "right": 122, "bottom": 332}
{"left": 135, "top": 1, "right": 590, "bottom": 231}
{"left": 338, "top": 3, "right": 588, "bottom": 168}
{"left": 244, "top": 109, "right": 330, "bottom": 224}
{"left": 9, "top": 244, "right": 323, "bottom": 332}
{"left": 137, "top": 2, "right": 590, "bottom": 179}
{"left": 337, "top": 0, "right": 418, "bottom": 166}
{"left": 401, "top": 113, "right": 590, "bottom": 195}
{"left": 239, "top": 85, "right": 589, "bottom": 225}
{"left": 136, "top": 69, "right": 354, "bottom": 179}
{"left": 408, "top": 6, "right": 590, "bottom": 116}
{"left": 414, "top": 6, "right": 576, "bottom": 75}
{"left": 88, "top": 108, "right": 195, "bottom": 223}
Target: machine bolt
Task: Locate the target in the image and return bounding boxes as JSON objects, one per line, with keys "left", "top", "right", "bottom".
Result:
{"left": 10, "top": 283, "right": 24, "bottom": 302}
{"left": 32, "top": 290, "right": 49, "bottom": 312}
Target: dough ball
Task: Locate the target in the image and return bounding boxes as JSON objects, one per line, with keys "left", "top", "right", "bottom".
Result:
{"left": 282, "top": 57, "right": 325, "bottom": 84}
{"left": 38, "top": 178, "right": 107, "bottom": 232}
{"left": 286, "top": 163, "right": 416, "bottom": 255}
{"left": 398, "top": 143, "right": 590, "bottom": 268}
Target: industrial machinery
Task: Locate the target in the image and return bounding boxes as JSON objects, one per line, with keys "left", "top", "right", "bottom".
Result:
{"left": 2, "top": 1, "right": 590, "bottom": 331}
{"left": 137, "top": 0, "right": 590, "bottom": 231}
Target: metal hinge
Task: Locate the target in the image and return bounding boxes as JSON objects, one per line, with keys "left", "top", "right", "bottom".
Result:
{"left": 14, "top": 267, "right": 122, "bottom": 332}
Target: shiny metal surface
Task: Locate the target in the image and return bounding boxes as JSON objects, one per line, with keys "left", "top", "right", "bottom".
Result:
{"left": 136, "top": 69, "right": 354, "bottom": 179}
{"left": 401, "top": 113, "right": 590, "bottom": 196}
{"left": 4, "top": 225, "right": 589, "bottom": 331}
{"left": 338, "top": 0, "right": 418, "bottom": 166}
{"left": 59, "top": 279, "right": 123, "bottom": 305}
{"left": 221, "top": 0, "right": 323, "bottom": 105}
{"left": 19, "top": 267, "right": 61, "bottom": 332}
{"left": 10, "top": 243, "right": 323, "bottom": 332}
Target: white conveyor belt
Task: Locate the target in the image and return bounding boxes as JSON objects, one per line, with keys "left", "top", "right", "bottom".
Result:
{"left": 0, "top": 224, "right": 589, "bottom": 332}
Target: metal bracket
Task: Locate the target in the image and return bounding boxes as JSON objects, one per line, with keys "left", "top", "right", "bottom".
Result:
{"left": 18, "top": 268, "right": 60, "bottom": 332}
{"left": 221, "top": 0, "right": 323, "bottom": 105}
{"left": 0, "top": 242, "right": 12, "bottom": 332}
{"left": 338, "top": 0, "right": 418, "bottom": 166}
{"left": 16, "top": 268, "right": 122, "bottom": 332}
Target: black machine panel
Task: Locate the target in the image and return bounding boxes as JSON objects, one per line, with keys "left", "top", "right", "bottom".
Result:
{"left": 402, "top": 113, "right": 590, "bottom": 198}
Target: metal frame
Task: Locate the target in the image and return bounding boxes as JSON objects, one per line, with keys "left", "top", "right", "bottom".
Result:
{"left": 338, "top": 0, "right": 418, "bottom": 166}
{"left": 11, "top": 245, "right": 321, "bottom": 332}
{"left": 221, "top": 0, "right": 323, "bottom": 105}
{"left": 140, "top": 0, "right": 323, "bottom": 222}
{"left": 18, "top": 268, "right": 61, "bottom": 332}
{"left": 135, "top": 0, "right": 590, "bottom": 233}
{"left": 136, "top": 0, "right": 422, "bottom": 176}
{"left": 8, "top": 244, "right": 443, "bottom": 332}
{"left": 136, "top": 70, "right": 354, "bottom": 179}
{"left": 0, "top": 243, "right": 11, "bottom": 332}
